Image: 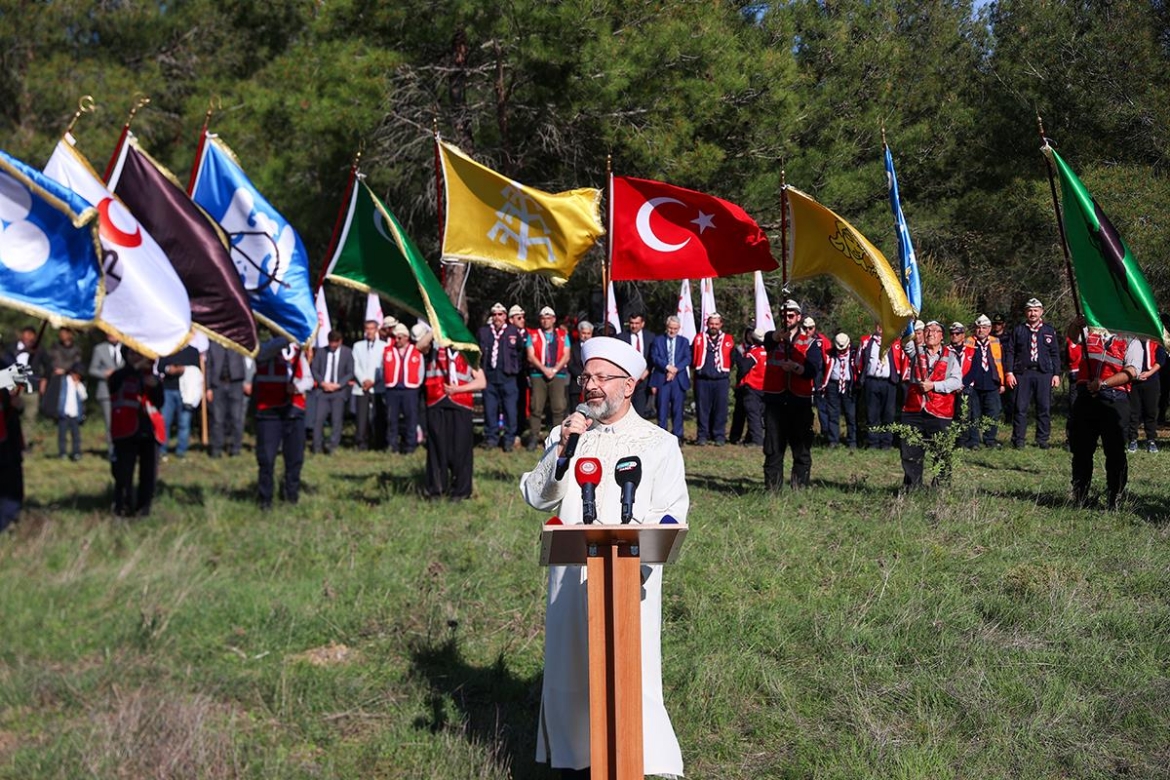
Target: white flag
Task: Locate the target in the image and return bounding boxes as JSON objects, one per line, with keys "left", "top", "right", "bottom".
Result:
{"left": 606, "top": 281, "right": 622, "bottom": 334}
{"left": 315, "top": 286, "right": 333, "bottom": 348}
{"left": 364, "top": 292, "right": 383, "bottom": 325}
{"left": 753, "top": 271, "right": 775, "bottom": 334}
{"left": 699, "top": 277, "right": 716, "bottom": 330}
{"left": 43, "top": 135, "right": 191, "bottom": 357}
{"left": 677, "top": 279, "right": 697, "bottom": 342}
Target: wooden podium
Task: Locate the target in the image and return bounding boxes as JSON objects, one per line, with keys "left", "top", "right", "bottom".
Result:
{"left": 540, "top": 522, "right": 687, "bottom": 780}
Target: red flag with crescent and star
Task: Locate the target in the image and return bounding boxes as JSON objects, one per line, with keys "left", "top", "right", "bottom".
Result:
{"left": 609, "top": 175, "right": 777, "bottom": 281}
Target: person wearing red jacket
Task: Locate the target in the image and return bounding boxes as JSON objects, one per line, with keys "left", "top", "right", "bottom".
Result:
{"left": 108, "top": 350, "right": 165, "bottom": 517}
{"left": 692, "top": 312, "right": 735, "bottom": 446}
{"left": 253, "top": 338, "right": 314, "bottom": 511}
{"left": 762, "top": 300, "right": 824, "bottom": 490}
{"left": 899, "top": 321, "right": 963, "bottom": 490}
{"left": 730, "top": 328, "right": 767, "bottom": 446}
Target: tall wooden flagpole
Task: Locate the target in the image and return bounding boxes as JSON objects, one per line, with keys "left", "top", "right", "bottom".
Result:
{"left": 1036, "top": 114, "right": 1083, "bottom": 319}
{"left": 779, "top": 168, "right": 789, "bottom": 292}
{"left": 104, "top": 94, "right": 150, "bottom": 181}
{"left": 604, "top": 154, "right": 613, "bottom": 327}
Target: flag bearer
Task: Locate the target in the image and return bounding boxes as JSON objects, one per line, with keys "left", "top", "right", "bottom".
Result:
{"left": 253, "top": 338, "right": 313, "bottom": 511}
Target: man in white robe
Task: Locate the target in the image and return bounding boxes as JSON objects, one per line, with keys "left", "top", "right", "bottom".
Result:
{"left": 521, "top": 336, "right": 687, "bottom": 779}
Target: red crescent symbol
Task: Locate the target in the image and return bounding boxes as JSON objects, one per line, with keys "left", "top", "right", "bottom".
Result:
{"left": 580, "top": 461, "right": 597, "bottom": 475}
{"left": 97, "top": 198, "right": 143, "bottom": 248}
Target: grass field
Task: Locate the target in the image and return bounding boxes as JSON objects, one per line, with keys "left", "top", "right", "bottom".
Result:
{"left": 1, "top": 416, "right": 1168, "bottom": 779}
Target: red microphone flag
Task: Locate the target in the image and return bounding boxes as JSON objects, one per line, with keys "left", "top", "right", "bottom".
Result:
{"left": 609, "top": 175, "right": 777, "bottom": 281}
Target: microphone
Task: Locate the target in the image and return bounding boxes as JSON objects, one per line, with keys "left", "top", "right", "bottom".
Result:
{"left": 554, "top": 402, "right": 594, "bottom": 481}
{"left": 613, "top": 456, "right": 642, "bottom": 524}
{"left": 574, "top": 457, "right": 602, "bottom": 525}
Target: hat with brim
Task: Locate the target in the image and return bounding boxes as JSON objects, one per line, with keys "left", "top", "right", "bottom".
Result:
{"left": 1025, "top": 298, "right": 1043, "bottom": 309}
{"left": 490, "top": 302, "right": 506, "bottom": 313}
{"left": 382, "top": 316, "right": 398, "bottom": 328}
{"left": 392, "top": 323, "right": 410, "bottom": 337}
{"left": 539, "top": 306, "right": 556, "bottom": 317}
{"left": 974, "top": 314, "right": 991, "bottom": 327}
{"left": 508, "top": 305, "right": 525, "bottom": 317}
{"left": 581, "top": 336, "right": 646, "bottom": 380}
{"left": 834, "top": 333, "right": 850, "bottom": 350}
{"left": 950, "top": 322, "right": 966, "bottom": 333}
{"left": 782, "top": 299, "right": 802, "bottom": 313}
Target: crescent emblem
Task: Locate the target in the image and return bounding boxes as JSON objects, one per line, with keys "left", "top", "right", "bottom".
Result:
{"left": 372, "top": 207, "right": 395, "bottom": 244}
{"left": 97, "top": 198, "right": 142, "bottom": 248}
{"left": 636, "top": 197, "right": 690, "bottom": 253}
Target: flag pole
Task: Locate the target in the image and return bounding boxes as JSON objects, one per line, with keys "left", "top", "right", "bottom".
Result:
{"left": 604, "top": 154, "right": 613, "bottom": 327}
{"left": 104, "top": 93, "right": 150, "bottom": 182}
{"left": 779, "top": 168, "right": 789, "bottom": 291}
{"left": 433, "top": 118, "right": 447, "bottom": 287}
{"left": 318, "top": 148, "right": 361, "bottom": 295}
{"left": 186, "top": 95, "right": 221, "bottom": 194}
{"left": 1036, "top": 114, "right": 1083, "bottom": 319}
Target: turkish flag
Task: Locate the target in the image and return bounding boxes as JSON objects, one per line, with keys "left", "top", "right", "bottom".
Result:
{"left": 610, "top": 176, "right": 777, "bottom": 281}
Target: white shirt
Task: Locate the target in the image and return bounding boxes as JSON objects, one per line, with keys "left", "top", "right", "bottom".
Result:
{"left": 520, "top": 407, "right": 687, "bottom": 776}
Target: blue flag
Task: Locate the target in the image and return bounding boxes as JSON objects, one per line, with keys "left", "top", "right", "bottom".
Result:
{"left": 0, "top": 150, "right": 102, "bottom": 324}
{"left": 885, "top": 145, "right": 921, "bottom": 326}
{"left": 189, "top": 134, "right": 317, "bottom": 344}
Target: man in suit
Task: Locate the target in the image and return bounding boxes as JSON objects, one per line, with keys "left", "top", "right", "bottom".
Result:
{"left": 1003, "top": 297, "right": 1061, "bottom": 449}
{"left": 205, "top": 340, "right": 248, "bottom": 458}
{"left": 88, "top": 332, "right": 125, "bottom": 460}
{"left": 310, "top": 329, "right": 354, "bottom": 454}
{"left": 618, "top": 311, "right": 655, "bottom": 417}
{"left": 649, "top": 315, "right": 690, "bottom": 444}
{"left": 351, "top": 319, "right": 386, "bottom": 451}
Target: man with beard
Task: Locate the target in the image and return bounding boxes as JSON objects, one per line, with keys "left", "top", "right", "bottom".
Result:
{"left": 520, "top": 336, "right": 686, "bottom": 779}
{"left": 1003, "top": 298, "right": 1061, "bottom": 449}
{"left": 691, "top": 312, "right": 734, "bottom": 446}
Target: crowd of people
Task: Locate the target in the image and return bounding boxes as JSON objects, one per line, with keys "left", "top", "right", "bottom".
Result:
{"left": 0, "top": 294, "right": 1165, "bottom": 528}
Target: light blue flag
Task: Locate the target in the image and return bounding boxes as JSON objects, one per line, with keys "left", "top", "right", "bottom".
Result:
{"left": 885, "top": 145, "right": 921, "bottom": 330}
{"left": 189, "top": 134, "right": 317, "bottom": 344}
{"left": 0, "top": 150, "right": 102, "bottom": 325}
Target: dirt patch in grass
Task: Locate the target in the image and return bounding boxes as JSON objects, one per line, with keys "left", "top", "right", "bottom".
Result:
{"left": 287, "top": 642, "right": 360, "bottom": 667}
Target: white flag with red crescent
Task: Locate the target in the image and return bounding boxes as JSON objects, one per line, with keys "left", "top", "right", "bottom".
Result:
{"left": 677, "top": 279, "right": 696, "bottom": 342}
{"left": 606, "top": 281, "right": 622, "bottom": 334}
{"left": 753, "top": 271, "right": 775, "bottom": 334}
{"left": 315, "top": 286, "right": 333, "bottom": 348}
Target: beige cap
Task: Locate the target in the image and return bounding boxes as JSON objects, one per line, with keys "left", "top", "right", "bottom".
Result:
{"left": 392, "top": 323, "right": 410, "bottom": 337}
{"left": 382, "top": 316, "right": 398, "bottom": 328}
{"left": 802, "top": 316, "right": 816, "bottom": 328}
{"left": 508, "top": 305, "right": 525, "bottom": 317}
{"left": 782, "top": 299, "right": 801, "bottom": 313}
{"left": 539, "top": 305, "right": 556, "bottom": 317}
{"left": 834, "top": 333, "right": 850, "bottom": 350}
{"left": 950, "top": 322, "right": 966, "bottom": 333}
{"left": 490, "top": 302, "right": 506, "bottom": 313}
{"left": 974, "top": 314, "right": 992, "bottom": 327}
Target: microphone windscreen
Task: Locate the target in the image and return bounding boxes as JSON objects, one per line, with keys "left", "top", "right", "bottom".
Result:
{"left": 574, "top": 457, "right": 603, "bottom": 486}
{"left": 613, "top": 456, "right": 643, "bottom": 487}
{"left": 574, "top": 402, "right": 594, "bottom": 420}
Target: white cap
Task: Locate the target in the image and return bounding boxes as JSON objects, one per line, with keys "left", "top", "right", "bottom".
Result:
{"left": 392, "top": 323, "right": 410, "bottom": 337}
{"left": 490, "top": 302, "right": 506, "bottom": 313}
{"left": 950, "top": 321, "right": 966, "bottom": 333}
{"left": 802, "top": 316, "right": 816, "bottom": 328}
{"left": 539, "top": 305, "right": 556, "bottom": 317}
{"left": 834, "top": 332, "right": 850, "bottom": 350}
{"left": 382, "top": 316, "right": 398, "bottom": 328}
{"left": 782, "top": 299, "right": 802, "bottom": 313}
{"left": 508, "top": 304, "right": 525, "bottom": 317}
{"left": 752, "top": 328, "right": 766, "bottom": 342}
{"left": 1025, "top": 297, "right": 1043, "bottom": 309}
{"left": 974, "top": 314, "right": 991, "bottom": 327}
{"left": 707, "top": 311, "right": 722, "bottom": 322}
{"left": 411, "top": 322, "right": 432, "bottom": 340}
{"left": 581, "top": 336, "right": 646, "bottom": 379}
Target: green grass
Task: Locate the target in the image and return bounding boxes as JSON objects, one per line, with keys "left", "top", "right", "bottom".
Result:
{"left": 1, "top": 417, "right": 1168, "bottom": 779}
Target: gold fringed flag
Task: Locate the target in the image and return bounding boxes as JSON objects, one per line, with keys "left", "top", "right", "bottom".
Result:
{"left": 786, "top": 186, "right": 915, "bottom": 351}
{"left": 437, "top": 140, "right": 604, "bottom": 284}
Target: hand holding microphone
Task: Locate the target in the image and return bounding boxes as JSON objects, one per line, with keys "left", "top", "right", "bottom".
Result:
{"left": 554, "top": 402, "right": 594, "bottom": 480}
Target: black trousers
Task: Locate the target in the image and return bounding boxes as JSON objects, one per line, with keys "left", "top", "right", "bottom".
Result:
{"left": 256, "top": 409, "right": 305, "bottom": 506}
{"left": 965, "top": 387, "right": 1002, "bottom": 447}
{"left": 112, "top": 434, "right": 158, "bottom": 515}
{"left": 694, "top": 375, "right": 730, "bottom": 444}
{"left": 763, "top": 395, "right": 813, "bottom": 489}
{"left": 729, "top": 386, "right": 764, "bottom": 445}
{"left": 899, "top": 411, "right": 951, "bottom": 489}
{"left": 1128, "top": 376, "right": 1160, "bottom": 442}
{"left": 209, "top": 381, "right": 245, "bottom": 456}
{"left": 425, "top": 400, "right": 474, "bottom": 499}
{"left": 1070, "top": 390, "right": 1129, "bottom": 505}
{"left": 354, "top": 391, "right": 382, "bottom": 450}
{"left": 1012, "top": 370, "right": 1053, "bottom": 446}
{"left": 863, "top": 378, "right": 897, "bottom": 448}
{"left": 385, "top": 387, "right": 419, "bottom": 454}
{"left": 825, "top": 383, "right": 856, "bottom": 445}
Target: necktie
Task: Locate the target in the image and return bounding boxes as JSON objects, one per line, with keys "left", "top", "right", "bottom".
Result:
{"left": 668, "top": 338, "right": 675, "bottom": 367}
{"left": 1029, "top": 324, "right": 1040, "bottom": 364}
{"left": 636, "top": 333, "right": 641, "bottom": 354}
{"left": 838, "top": 354, "right": 848, "bottom": 393}
{"left": 980, "top": 340, "right": 989, "bottom": 372}
{"left": 327, "top": 351, "right": 336, "bottom": 384}
{"left": 491, "top": 325, "right": 501, "bottom": 368}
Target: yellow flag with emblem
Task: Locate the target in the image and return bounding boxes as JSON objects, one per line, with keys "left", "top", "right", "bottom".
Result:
{"left": 437, "top": 140, "right": 604, "bottom": 284}
{"left": 786, "top": 186, "right": 914, "bottom": 352}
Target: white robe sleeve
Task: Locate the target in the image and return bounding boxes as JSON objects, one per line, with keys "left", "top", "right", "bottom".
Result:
{"left": 520, "top": 426, "right": 571, "bottom": 511}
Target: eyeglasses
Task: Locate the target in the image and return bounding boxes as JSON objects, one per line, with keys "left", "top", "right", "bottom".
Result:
{"left": 577, "top": 373, "right": 629, "bottom": 387}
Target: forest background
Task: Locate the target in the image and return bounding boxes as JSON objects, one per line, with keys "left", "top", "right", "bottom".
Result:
{"left": 2, "top": 0, "right": 1169, "bottom": 339}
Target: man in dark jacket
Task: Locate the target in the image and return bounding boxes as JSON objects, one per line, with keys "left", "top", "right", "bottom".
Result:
{"left": 477, "top": 302, "right": 524, "bottom": 451}
{"left": 206, "top": 340, "right": 248, "bottom": 458}
{"left": 1003, "top": 298, "right": 1061, "bottom": 449}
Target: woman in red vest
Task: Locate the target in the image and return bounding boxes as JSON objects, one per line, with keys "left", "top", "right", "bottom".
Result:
{"left": 108, "top": 350, "right": 165, "bottom": 517}
{"left": 899, "top": 321, "right": 963, "bottom": 490}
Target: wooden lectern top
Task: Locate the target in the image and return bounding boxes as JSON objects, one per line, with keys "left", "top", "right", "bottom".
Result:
{"left": 539, "top": 522, "right": 688, "bottom": 566}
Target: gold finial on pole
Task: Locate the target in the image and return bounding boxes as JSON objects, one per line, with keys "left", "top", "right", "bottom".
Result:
{"left": 205, "top": 95, "right": 222, "bottom": 127}
{"left": 125, "top": 93, "right": 151, "bottom": 127}
{"left": 1036, "top": 112, "right": 1048, "bottom": 148}
{"left": 352, "top": 141, "right": 363, "bottom": 171}
{"left": 881, "top": 123, "right": 888, "bottom": 149}
{"left": 65, "top": 95, "right": 96, "bottom": 135}
{"left": 433, "top": 116, "right": 439, "bottom": 138}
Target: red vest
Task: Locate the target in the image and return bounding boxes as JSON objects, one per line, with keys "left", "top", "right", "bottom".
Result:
{"left": 948, "top": 343, "right": 973, "bottom": 376}
{"left": 110, "top": 372, "right": 165, "bottom": 444}
{"left": 528, "top": 328, "right": 567, "bottom": 371}
{"left": 739, "top": 345, "right": 768, "bottom": 390}
{"left": 1066, "top": 338, "right": 1083, "bottom": 377}
{"left": 254, "top": 350, "right": 307, "bottom": 412}
{"left": 383, "top": 344, "right": 424, "bottom": 388}
{"left": 1076, "top": 332, "right": 1131, "bottom": 391}
{"left": 902, "top": 349, "right": 956, "bottom": 418}
{"left": 692, "top": 332, "right": 735, "bottom": 373}
{"left": 425, "top": 348, "right": 475, "bottom": 408}
{"left": 763, "top": 332, "right": 815, "bottom": 398}
{"left": 855, "top": 334, "right": 908, "bottom": 379}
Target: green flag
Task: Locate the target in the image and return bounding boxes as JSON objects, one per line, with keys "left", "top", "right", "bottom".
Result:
{"left": 325, "top": 177, "right": 479, "bottom": 358}
{"left": 1047, "top": 147, "right": 1164, "bottom": 341}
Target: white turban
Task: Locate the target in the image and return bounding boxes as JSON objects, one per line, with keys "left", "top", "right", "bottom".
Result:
{"left": 581, "top": 336, "right": 646, "bottom": 379}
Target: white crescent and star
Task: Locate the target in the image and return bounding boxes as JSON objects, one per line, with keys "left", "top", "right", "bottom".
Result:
{"left": 372, "top": 207, "right": 395, "bottom": 244}
{"left": 635, "top": 198, "right": 717, "bottom": 254}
